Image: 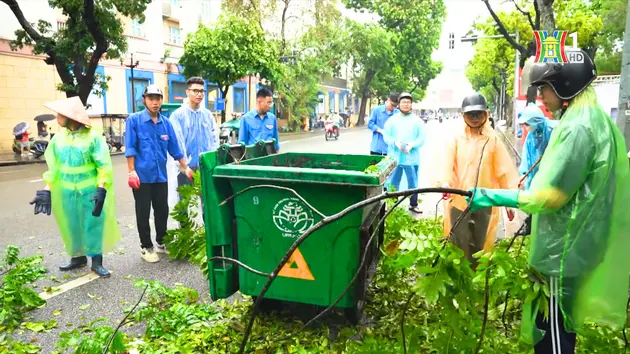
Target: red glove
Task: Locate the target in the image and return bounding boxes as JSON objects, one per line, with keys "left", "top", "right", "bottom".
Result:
{"left": 441, "top": 183, "right": 451, "bottom": 200}
{"left": 128, "top": 171, "right": 141, "bottom": 190}
{"left": 506, "top": 208, "right": 515, "bottom": 221}
{"left": 184, "top": 167, "right": 194, "bottom": 181}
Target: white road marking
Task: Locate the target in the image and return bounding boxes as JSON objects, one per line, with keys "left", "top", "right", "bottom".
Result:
{"left": 0, "top": 169, "right": 24, "bottom": 175}
{"left": 29, "top": 178, "right": 44, "bottom": 183}
{"left": 39, "top": 272, "right": 102, "bottom": 300}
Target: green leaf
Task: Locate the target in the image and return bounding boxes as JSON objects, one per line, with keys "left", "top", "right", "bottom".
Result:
{"left": 79, "top": 304, "right": 90, "bottom": 311}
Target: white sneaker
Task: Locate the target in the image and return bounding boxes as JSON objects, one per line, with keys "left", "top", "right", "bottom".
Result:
{"left": 141, "top": 248, "right": 159, "bottom": 263}
{"left": 156, "top": 243, "right": 169, "bottom": 255}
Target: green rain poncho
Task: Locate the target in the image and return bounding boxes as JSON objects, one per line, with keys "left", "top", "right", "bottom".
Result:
{"left": 43, "top": 127, "right": 121, "bottom": 257}
{"left": 516, "top": 87, "right": 630, "bottom": 343}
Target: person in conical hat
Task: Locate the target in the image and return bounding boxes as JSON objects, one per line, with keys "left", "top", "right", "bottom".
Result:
{"left": 29, "top": 96, "right": 121, "bottom": 277}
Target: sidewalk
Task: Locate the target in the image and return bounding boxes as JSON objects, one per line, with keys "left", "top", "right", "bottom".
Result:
{"left": 0, "top": 126, "right": 358, "bottom": 167}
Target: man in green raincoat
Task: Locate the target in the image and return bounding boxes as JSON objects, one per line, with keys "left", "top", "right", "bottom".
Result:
{"left": 29, "top": 97, "right": 121, "bottom": 278}
{"left": 466, "top": 51, "right": 630, "bottom": 353}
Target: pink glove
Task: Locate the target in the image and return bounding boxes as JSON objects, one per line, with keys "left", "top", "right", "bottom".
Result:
{"left": 185, "top": 167, "right": 194, "bottom": 181}
{"left": 128, "top": 171, "right": 141, "bottom": 190}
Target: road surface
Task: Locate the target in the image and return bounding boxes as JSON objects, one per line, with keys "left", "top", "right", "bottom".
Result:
{"left": 0, "top": 119, "right": 461, "bottom": 351}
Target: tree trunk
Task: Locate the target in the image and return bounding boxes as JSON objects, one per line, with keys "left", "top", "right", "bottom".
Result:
{"left": 221, "top": 85, "right": 230, "bottom": 123}
{"left": 280, "top": 0, "right": 290, "bottom": 56}
{"left": 357, "top": 69, "right": 376, "bottom": 126}
{"left": 536, "top": 0, "right": 555, "bottom": 33}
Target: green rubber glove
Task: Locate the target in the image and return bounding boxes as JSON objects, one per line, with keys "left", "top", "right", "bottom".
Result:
{"left": 466, "top": 188, "right": 520, "bottom": 212}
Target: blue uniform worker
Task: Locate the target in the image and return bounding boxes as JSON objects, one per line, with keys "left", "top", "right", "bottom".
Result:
{"left": 125, "top": 85, "right": 192, "bottom": 263}
{"left": 238, "top": 88, "right": 280, "bottom": 151}
{"left": 368, "top": 93, "right": 399, "bottom": 155}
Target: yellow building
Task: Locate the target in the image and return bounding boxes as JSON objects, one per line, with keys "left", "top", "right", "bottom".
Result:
{"left": 0, "top": 0, "right": 265, "bottom": 153}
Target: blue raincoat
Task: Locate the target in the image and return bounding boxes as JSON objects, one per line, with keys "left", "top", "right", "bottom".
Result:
{"left": 383, "top": 112, "right": 426, "bottom": 166}
{"left": 518, "top": 104, "right": 553, "bottom": 189}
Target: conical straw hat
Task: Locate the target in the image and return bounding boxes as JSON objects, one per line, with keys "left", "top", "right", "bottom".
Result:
{"left": 43, "top": 96, "right": 91, "bottom": 127}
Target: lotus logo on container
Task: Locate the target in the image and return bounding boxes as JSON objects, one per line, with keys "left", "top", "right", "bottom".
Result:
{"left": 534, "top": 30, "right": 583, "bottom": 63}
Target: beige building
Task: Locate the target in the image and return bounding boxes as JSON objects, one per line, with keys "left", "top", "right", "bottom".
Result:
{"left": 0, "top": 0, "right": 270, "bottom": 153}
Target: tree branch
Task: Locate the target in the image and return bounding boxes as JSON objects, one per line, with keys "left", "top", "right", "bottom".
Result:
{"left": 511, "top": 0, "right": 535, "bottom": 29}
{"left": 82, "top": 0, "right": 108, "bottom": 102}
{"left": 534, "top": 1, "right": 540, "bottom": 29}
{"left": 1, "top": 0, "right": 46, "bottom": 42}
{"left": 481, "top": 0, "right": 527, "bottom": 55}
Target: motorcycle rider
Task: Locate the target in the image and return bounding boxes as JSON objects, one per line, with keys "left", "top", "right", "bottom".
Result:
{"left": 383, "top": 92, "right": 425, "bottom": 214}
{"left": 29, "top": 97, "right": 121, "bottom": 277}
{"left": 368, "top": 93, "right": 399, "bottom": 156}
{"left": 125, "top": 85, "right": 193, "bottom": 262}
{"left": 466, "top": 51, "right": 630, "bottom": 354}
{"left": 438, "top": 92, "right": 519, "bottom": 267}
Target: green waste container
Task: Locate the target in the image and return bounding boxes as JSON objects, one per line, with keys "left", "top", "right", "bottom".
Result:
{"left": 200, "top": 142, "right": 396, "bottom": 320}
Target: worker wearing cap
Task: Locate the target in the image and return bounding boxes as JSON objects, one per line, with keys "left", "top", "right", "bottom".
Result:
{"left": 125, "top": 85, "right": 193, "bottom": 263}
{"left": 382, "top": 92, "right": 425, "bottom": 214}
{"left": 29, "top": 97, "right": 121, "bottom": 278}
{"left": 517, "top": 103, "right": 553, "bottom": 190}
{"left": 438, "top": 92, "right": 519, "bottom": 267}
{"left": 467, "top": 51, "right": 630, "bottom": 353}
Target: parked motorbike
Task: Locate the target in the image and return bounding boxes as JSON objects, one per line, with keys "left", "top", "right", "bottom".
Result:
{"left": 12, "top": 135, "right": 48, "bottom": 159}
{"left": 219, "top": 116, "right": 241, "bottom": 145}
{"left": 324, "top": 121, "right": 339, "bottom": 141}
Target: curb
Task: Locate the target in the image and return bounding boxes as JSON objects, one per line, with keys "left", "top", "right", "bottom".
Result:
{"left": 0, "top": 151, "right": 125, "bottom": 167}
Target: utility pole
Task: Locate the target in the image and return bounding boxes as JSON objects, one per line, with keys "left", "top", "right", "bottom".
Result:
{"left": 616, "top": 0, "right": 630, "bottom": 151}
{"left": 121, "top": 54, "right": 140, "bottom": 112}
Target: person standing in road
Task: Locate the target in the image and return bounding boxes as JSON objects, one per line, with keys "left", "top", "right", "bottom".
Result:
{"left": 368, "top": 93, "right": 399, "bottom": 156}
{"left": 466, "top": 53, "right": 630, "bottom": 354}
{"left": 168, "top": 77, "right": 219, "bottom": 187}
{"left": 238, "top": 88, "right": 280, "bottom": 152}
{"left": 517, "top": 103, "right": 553, "bottom": 190}
{"left": 382, "top": 92, "right": 425, "bottom": 214}
{"left": 29, "top": 97, "right": 120, "bottom": 277}
{"left": 438, "top": 92, "right": 519, "bottom": 267}
{"left": 125, "top": 85, "right": 193, "bottom": 263}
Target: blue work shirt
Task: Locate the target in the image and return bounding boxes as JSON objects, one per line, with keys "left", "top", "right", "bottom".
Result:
{"left": 368, "top": 105, "right": 398, "bottom": 154}
{"left": 238, "top": 109, "right": 280, "bottom": 151}
{"left": 124, "top": 109, "right": 184, "bottom": 183}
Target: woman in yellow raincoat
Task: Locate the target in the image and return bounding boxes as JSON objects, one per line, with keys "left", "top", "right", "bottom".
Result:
{"left": 438, "top": 92, "right": 519, "bottom": 266}
{"left": 29, "top": 97, "right": 120, "bottom": 277}
{"left": 467, "top": 52, "right": 630, "bottom": 353}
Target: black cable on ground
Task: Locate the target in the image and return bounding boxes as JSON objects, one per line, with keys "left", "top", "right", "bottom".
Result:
{"left": 237, "top": 187, "right": 472, "bottom": 354}
{"left": 102, "top": 284, "right": 149, "bottom": 354}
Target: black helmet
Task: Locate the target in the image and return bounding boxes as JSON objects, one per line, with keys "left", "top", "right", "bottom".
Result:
{"left": 529, "top": 50, "right": 596, "bottom": 100}
{"left": 461, "top": 93, "right": 487, "bottom": 113}
{"left": 398, "top": 92, "right": 413, "bottom": 101}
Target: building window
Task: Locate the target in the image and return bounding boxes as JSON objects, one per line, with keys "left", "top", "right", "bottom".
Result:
{"left": 448, "top": 32, "right": 455, "bottom": 49}
{"left": 56, "top": 21, "right": 65, "bottom": 31}
{"left": 233, "top": 87, "right": 246, "bottom": 113}
{"left": 169, "top": 26, "right": 181, "bottom": 45}
{"left": 171, "top": 81, "right": 187, "bottom": 103}
{"left": 131, "top": 19, "right": 143, "bottom": 37}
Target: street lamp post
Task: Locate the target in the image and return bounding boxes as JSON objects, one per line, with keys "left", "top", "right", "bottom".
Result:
{"left": 121, "top": 54, "right": 140, "bottom": 112}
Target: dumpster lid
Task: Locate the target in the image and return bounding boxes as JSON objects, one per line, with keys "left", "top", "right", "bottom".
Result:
{"left": 213, "top": 153, "right": 396, "bottom": 186}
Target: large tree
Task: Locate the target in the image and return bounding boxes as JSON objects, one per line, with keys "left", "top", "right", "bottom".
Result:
{"left": 2, "top": 0, "right": 151, "bottom": 104}
{"left": 343, "top": 0, "right": 445, "bottom": 124}
{"left": 179, "top": 14, "right": 280, "bottom": 123}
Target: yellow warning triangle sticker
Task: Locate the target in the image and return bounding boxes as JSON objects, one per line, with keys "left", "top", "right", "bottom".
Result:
{"left": 278, "top": 248, "right": 315, "bottom": 281}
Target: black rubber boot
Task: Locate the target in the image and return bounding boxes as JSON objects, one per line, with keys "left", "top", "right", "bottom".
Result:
{"left": 59, "top": 256, "right": 87, "bottom": 271}
{"left": 90, "top": 255, "right": 110, "bottom": 278}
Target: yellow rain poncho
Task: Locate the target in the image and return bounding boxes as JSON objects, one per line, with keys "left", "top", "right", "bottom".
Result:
{"left": 515, "top": 87, "right": 630, "bottom": 343}
{"left": 438, "top": 119, "right": 519, "bottom": 253}
{"left": 43, "top": 127, "right": 121, "bottom": 257}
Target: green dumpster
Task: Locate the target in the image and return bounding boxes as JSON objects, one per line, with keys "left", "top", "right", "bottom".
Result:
{"left": 200, "top": 142, "right": 396, "bottom": 320}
